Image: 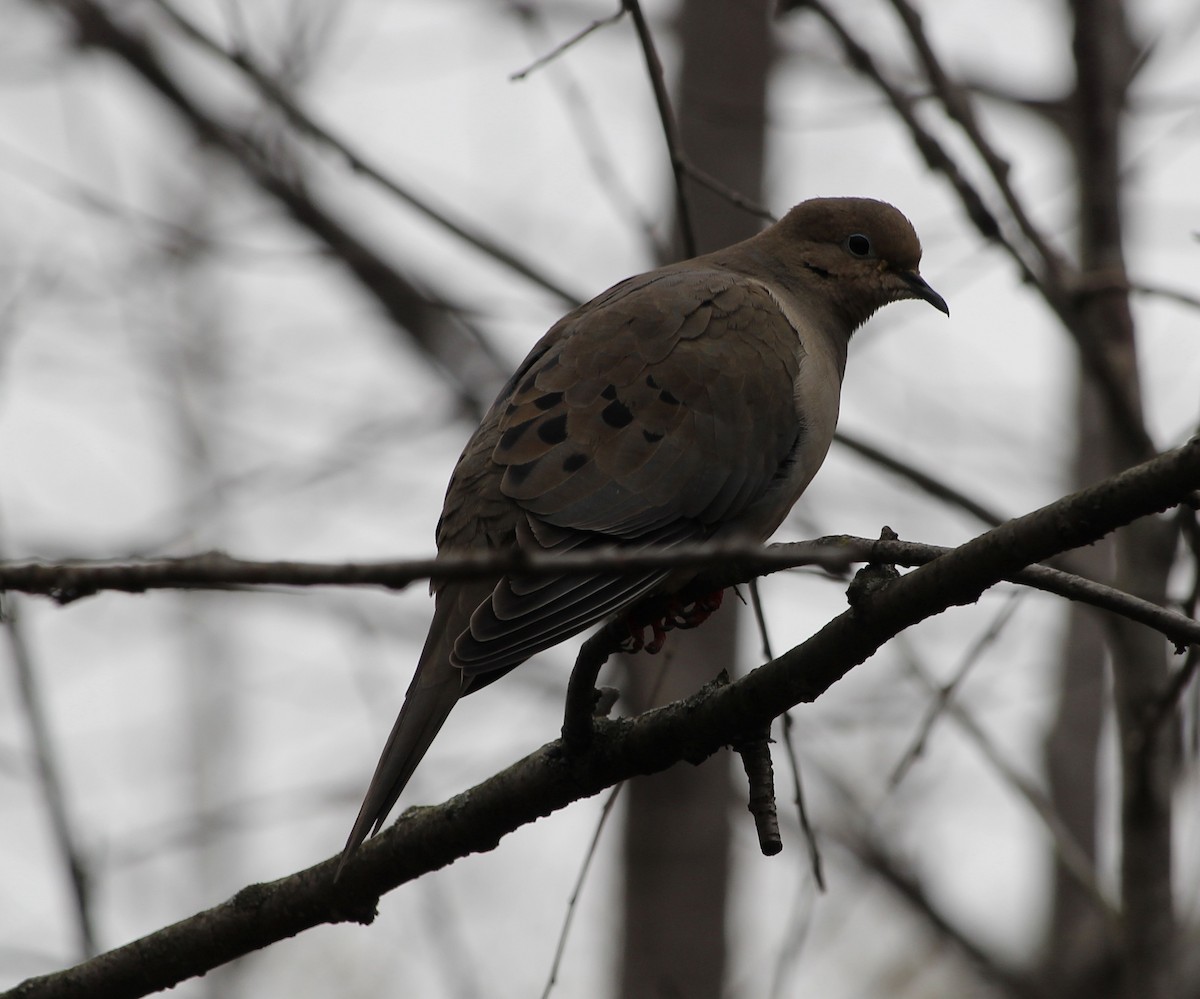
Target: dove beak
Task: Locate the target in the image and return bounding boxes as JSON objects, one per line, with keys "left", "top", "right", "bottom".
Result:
{"left": 901, "top": 271, "right": 950, "bottom": 316}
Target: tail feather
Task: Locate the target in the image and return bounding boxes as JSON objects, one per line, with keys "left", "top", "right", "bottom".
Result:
{"left": 339, "top": 582, "right": 491, "bottom": 872}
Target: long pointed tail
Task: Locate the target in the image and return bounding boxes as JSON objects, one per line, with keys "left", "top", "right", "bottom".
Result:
{"left": 339, "top": 584, "right": 489, "bottom": 873}
{"left": 340, "top": 656, "right": 462, "bottom": 864}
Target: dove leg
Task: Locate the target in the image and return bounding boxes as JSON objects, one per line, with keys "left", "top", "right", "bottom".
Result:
{"left": 619, "top": 587, "right": 727, "bottom": 655}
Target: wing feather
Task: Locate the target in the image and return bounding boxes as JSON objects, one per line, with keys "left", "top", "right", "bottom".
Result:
{"left": 437, "top": 267, "right": 807, "bottom": 678}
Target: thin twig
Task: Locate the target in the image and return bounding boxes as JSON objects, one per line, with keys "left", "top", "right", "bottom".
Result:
{"left": 779, "top": 713, "right": 825, "bottom": 892}
{"left": 793, "top": 0, "right": 1156, "bottom": 459}
{"left": 838, "top": 830, "right": 1055, "bottom": 999}
{"left": 814, "top": 763, "right": 1052, "bottom": 999}
{"left": 46, "top": 0, "right": 506, "bottom": 416}
{"left": 510, "top": 7, "right": 625, "bottom": 81}
{"left": 150, "top": 0, "right": 582, "bottom": 307}
{"left": 3, "top": 531, "right": 1196, "bottom": 651}
{"left": 1156, "top": 503, "right": 1200, "bottom": 742}
{"left": 733, "top": 729, "right": 782, "bottom": 856}
{"left": 1148, "top": 500, "right": 1200, "bottom": 732}
{"left": 506, "top": 2, "right": 665, "bottom": 257}
{"left": 0, "top": 539, "right": 852, "bottom": 601}
{"left": 539, "top": 784, "right": 624, "bottom": 999}
{"left": 681, "top": 160, "right": 777, "bottom": 223}
{"left": 543, "top": 630, "right": 684, "bottom": 999}
{"left": 885, "top": 0, "right": 1068, "bottom": 279}
{"left": 1155, "top": 645, "right": 1200, "bottom": 746}
{"left": 905, "top": 654, "right": 1120, "bottom": 938}
{"left": 748, "top": 579, "right": 774, "bottom": 662}
{"left": 622, "top": 0, "right": 696, "bottom": 256}
{"left": 751, "top": 580, "right": 826, "bottom": 882}
{"left": 1113, "top": 278, "right": 1200, "bottom": 313}
{"left": 794, "top": 0, "right": 1023, "bottom": 276}
{"left": 4, "top": 597, "right": 96, "bottom": 958}
{"left": 836, "top": 428, "right": 1006, "bottom": 527}
{"left": 890, "top": 592, "right": 1024, "bottom": 787}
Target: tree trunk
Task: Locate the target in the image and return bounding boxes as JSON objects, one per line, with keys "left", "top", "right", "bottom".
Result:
{"left": 1042, "top": 2, "right": 1178, "bottom": 996}
{"left": 617, "top": 1, "right": 773, "bottom": 996}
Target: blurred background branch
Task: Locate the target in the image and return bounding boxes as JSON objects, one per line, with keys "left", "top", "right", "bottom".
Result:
{"left": 2, "top": 1, "right": 1198, "bottom": 998}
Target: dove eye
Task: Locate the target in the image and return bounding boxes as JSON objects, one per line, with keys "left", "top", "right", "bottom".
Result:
{"left": 845, "top": 233, "right": 872, "bottom": 257}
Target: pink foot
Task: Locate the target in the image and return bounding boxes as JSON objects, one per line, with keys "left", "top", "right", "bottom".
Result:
{"left": 618, "top": 588, "right": 726, "bottom": 655}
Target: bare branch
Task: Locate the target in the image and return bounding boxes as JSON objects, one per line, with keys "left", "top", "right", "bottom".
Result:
{"left": 884, "top": 0, "right": 1069, "bottom": 278}
{"left": 680, "top": 161, "right": 776, "bottom": 224}
{"left": 788, "top": 0, "right": 1157, "bottom": 460}
{"left": 1152, "top": 505, "right": 1200, "bottom": 730}
{"left": 509, "top": 6, "right": 625, "bottom": 81}
{"left": 753, "top": 582, "right": 828, "bottom": 884}
{"left": 817, "top": 761, "right": 1052, "bottom": 999}
{"left": 837, "top": 829, "right": 1055, "bottom": 999}
{"left": 890, "top": 593, "right": 1024, "bottom": 786}
{"left": 505, "top": 2, "right": 666, "bottom": 257}
{"left": 622, "top": 0, "right": 696, "bottom": 256}
{"left": 835, "top": 428, "right": 1007, "bottom": 527}
{"left": 1110, "top": 277, "right": 1200, "bottom": 313}
{"left": 0, "top": 539, "right": 853, "bottom": 602}
{"left": 4, "top": 437, "right": 1198, "bottom": 999}
{"left": 40, "top": 0, "right": 507, "bottom": 416}
{"left": 778, "top": 712, "right": 825, "bottom": 891}
{"left": 539, "top": 782, "right": 624, "bottom": 999}
{"left": 4, "top": 598, "right": 96, "bottom": 959}
{"left": 1067, "top": 3, "right": 1176, "bottom": 994}
{"left": 733, "top": 729, "right": 783, "bottom": 856}
{"left": 901, "top": 650, "right": 1120, "bottom": 938}
{"left": 2, "top": 526, "right": 1198, "bottom": 652}
{"left": 788, "top": 0, "right": 1016, "bottom": 268}
{"left": 150, "top": 0, "right": 583, "bottom": 307}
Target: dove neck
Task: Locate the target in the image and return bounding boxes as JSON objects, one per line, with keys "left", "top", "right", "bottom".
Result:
{"left": 705, "top": 242, "right": 867, "bottom": 346}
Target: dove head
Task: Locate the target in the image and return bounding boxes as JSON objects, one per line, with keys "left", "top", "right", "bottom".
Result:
{"left": 765, "top": 197, "right": 948, "bottom": 331}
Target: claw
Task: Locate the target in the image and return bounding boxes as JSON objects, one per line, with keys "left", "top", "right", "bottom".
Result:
{"left": 668, "top": 588, "right": 725, "bottom": 629}
{"left": 618, "top": 628, "right": 645, "bottom": 654}
{"left": 644, "top": 619, "right": 669, "bottom": 654}
{"left": 619, "top": 587, "right": 726, "bottom": 656}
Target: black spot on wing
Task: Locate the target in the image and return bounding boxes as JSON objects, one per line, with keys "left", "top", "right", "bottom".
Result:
{"left": 601, "top": 384, "right": 618, "bottom": 400}
{"left": 601, "top": 399, "right": 634, "bottom": 428}
{"left": 534, "top": 392, "right": 563, "bottom": 411}
{"left": 537, "top": 413, "right": 568, "bottom": 444}
{"left": 562, "top": 453, "right": 588, "bottom": 472}
{"left": 643, "top": 429, "right": 664, "bottom": 444}
{"left": 505, "top": 459, "right": 538, "bottom": 487}
{"left": 498, "top": 417, "right": 536, "bottom": 451}
{"left": 659, "top": 388, "right": 680, "bottom": 406}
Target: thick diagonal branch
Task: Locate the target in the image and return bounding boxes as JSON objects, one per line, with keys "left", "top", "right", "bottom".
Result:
{"left": 6, "top": 439, "right": 1198, "bottom": 999}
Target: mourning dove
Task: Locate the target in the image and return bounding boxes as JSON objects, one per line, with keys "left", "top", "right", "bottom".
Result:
{"left": 342, "top": 197, "right": 947, "bottom": 862}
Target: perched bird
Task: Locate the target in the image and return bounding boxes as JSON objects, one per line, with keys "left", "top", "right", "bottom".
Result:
{"left": 343, "top": 197, "right": 947, "bottom": 862}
